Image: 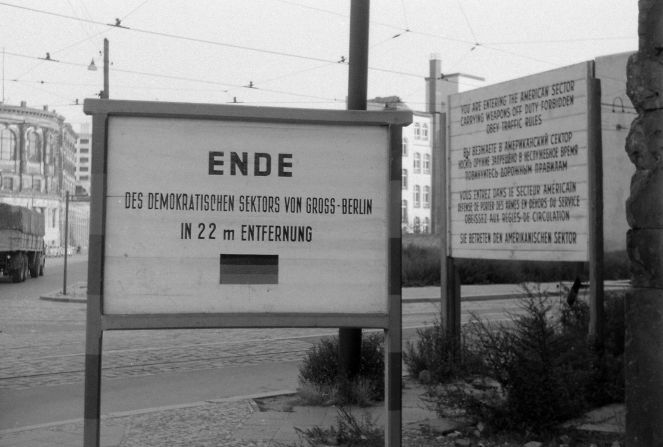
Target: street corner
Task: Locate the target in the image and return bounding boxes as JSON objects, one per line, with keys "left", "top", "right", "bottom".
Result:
{"left": 40, "top": 283, "right": 87, "bottom": 303}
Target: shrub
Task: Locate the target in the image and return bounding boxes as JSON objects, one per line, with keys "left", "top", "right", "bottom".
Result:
{"left": 298, "top": 332, "right": 384, "bottom": 406}
{"left": 402, "top": 243, "right": 440, "bottom": 286}
{"left": 497, "top": 297, "right": 593, "bottom": 431}
{"left": 400, "top": 237, "right": 629, "bottom": 286}
{"left": 404, "top": 318, "right": 483, "bottom": 383}
{"left": 420, "top": 287, "right": 625, "bottom": 434}
{"left": 294, "top": 407, "right": 383, "bottom": 446}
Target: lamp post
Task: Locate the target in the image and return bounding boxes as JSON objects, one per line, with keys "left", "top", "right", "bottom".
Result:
{"left": 63, "top": 191, "right": 69, "bottom": 294}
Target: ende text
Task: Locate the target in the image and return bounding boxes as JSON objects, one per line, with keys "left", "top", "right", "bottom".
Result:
{"left": 208, "top": 151, "right": 293, "bottom": 177}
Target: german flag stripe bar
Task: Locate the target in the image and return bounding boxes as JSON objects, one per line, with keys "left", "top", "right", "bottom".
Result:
{"left": 220, "top": 254, "right": 278, "bottom": 284}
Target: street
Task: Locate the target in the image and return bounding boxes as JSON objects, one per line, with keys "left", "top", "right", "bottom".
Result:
{"left": 0, "top": 255, "right": 569, "bottom": 431}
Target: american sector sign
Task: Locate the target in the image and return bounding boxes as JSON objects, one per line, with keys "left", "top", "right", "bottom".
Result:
{"left": 448, "top": 62, "right": 592, "bottom": 261}
{"left": 103, "top": 111, "right": 397, "bottom": 315}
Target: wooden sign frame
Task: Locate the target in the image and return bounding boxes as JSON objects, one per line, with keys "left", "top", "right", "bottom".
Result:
{"left": 82, "top": 98, "right": 411, "bottom": 447}
{"left": 447, "top": 61, "right": 594, "bottom": 262}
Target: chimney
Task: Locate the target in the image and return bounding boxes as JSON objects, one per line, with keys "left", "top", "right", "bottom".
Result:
{"left": 43, "top": 105, "right": 48, "bottom": 111}
{"left": 426, "top": 54, "right": 442, "bottom": 114}
{"left": 20, "top": 101, "right": 27, "bottom": 107}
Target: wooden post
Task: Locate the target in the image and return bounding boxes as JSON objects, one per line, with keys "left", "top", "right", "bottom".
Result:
{"left": 437, "top": 112, "right": 461, "bottom": 362}
{"left": 339, "top": 0, "right": 370, "bottom": 380}
{"left": 385, "top": 125, "right": 403, "bottom": 447}
{"left": 587, "top": 77, "right": 604, "bottom": 344}
{"left": 83, "top": 113, "right": 107, "bottom": 447}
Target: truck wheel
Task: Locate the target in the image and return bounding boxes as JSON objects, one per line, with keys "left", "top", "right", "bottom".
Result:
{"left": 21, "top": 260, "right": 27, "bottom": 281}
{"left": 29, "top": 254, "right": 42, "bottom": 278}
{"left": 11, "top": 268, "right": 21, "bottom": 283}
{"left": 21, "top": 254, "right": 29, "bottom": 282}
{"left": 39, "top": 259, "right": 45, "bottom": 276}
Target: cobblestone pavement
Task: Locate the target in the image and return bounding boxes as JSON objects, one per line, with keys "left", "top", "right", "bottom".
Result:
{"left": 1, "top": 323, "right": 343, "bottom": 391}
{"left": 0, "top": 271, "right": 454, "bottom": 392}
{"left": 0, "top": 398, "right": 267, "bottom": 447}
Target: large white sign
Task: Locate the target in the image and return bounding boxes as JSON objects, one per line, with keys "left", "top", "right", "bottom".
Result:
{"left": 104, "top": 116, "right": 390, "bottom": 314}
{"left": 449, "top": 62, "right": 592, "bottom": 261}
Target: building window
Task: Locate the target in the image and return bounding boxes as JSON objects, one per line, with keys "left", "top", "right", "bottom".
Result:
{"left": 413, "top": 185, "right": 421, "bottom": 208}
{"left": 413, "top": 153, "right": 421, "bottom": 173}
{"left": 423, "top": 154, "right": 431, "bottom": 174}
{"left": 414, "top": 123, "right": 421, "bottom": 139}
{"left": 33, "top": 178, "right": 42, "bottom": 192}
{"left": 80, "top": 148, "right": 89, "bottom": 154}
{"left": 414, "top": 217, "right": 421, "bottom": 233}
{"left": 402, "top": 200, "right": 408, "bottom": 224}
{"left": 423, "top": 217, "right": 430, "bottom": 233}
{"left": 421, "top": 123, "right": 429, "bottom": 140}
{"left": 51, "top": 208, "right": 57, "bottom": 228}
{"left": 80, "top": 175, "right": 89, "bottom": 181}
{"left": 80, "top": 166, "right": 89, "bottom": 172}
{"left": 402, "top": 169, "right": 408, "bottom": 189}
{"left": 402, "top": 137, "right": 408, "bottom": 156}
{"left": 80, "top": 157, "right": 89, "bottom": 163}
{"left": 2, "top": 176, "right": 13, "bottom": 190}
{"left": 26, "top": 130, "right": 42, "bottom": 163}
{"left": 423, "top": 186, "right": 431, "bottom": 208}
{"left": 79, "top": 138, "right": 89, "bottom": 144}
{"left": 0, "top": 128, "right": 16, "bottom": 161}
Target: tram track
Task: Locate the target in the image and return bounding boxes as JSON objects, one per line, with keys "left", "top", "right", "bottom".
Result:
{"left": 1, "top": 289, "right": 526, "bottom": 391}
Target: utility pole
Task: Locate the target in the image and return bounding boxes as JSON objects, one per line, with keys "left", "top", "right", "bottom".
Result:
{"left": 2, "top": 47, "right": 5, "bottom": 103}
{"left": 102, "top": 38, "right": 109, "bottom": 99}
{"left": 339, "top": 0, "right": 370, "bottom": 382}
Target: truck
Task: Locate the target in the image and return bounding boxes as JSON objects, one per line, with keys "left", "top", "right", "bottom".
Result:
{"left": 0, "top": 203, "right": 46, "bottom": 282}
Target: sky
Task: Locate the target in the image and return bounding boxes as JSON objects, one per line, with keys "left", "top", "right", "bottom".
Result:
{"left": 0, "top": 0, "right": 638, "bottom": 129}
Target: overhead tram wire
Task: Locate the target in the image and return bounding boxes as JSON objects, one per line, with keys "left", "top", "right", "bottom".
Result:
{"left": 3, "top": 2, "right": 620, "bottom": 97}
{"left": 223, "top": 60, "right": 343, "bottom": 99}
{"left": 485, "top": 36, "right": 634, "bottom": 45}
{"left": 4, "top": 50, "right": 343, "bottom": 106}
{"left": 0, "top": 1, "right": 510, "bottom": 89}
{"left": 0, "top": 2, "right": 338, "bottom": 64}
{"left": 268, "top": 0, "right": 633, "bottom": 73}
{"left": 12, "top": 0, "right": 151, "bottom": 82}
{"left": 456, "top": 0, "right": 479, "bottom": 49}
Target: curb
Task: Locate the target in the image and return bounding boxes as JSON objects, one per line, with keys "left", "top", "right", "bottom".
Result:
{"left": 39, "top": 282, "right": 87, "bottom": 303}
{"left": 39, "top": 294, "right": 86, "bottom": 303}
{"left": 0, "top": 389, "right": 297, "bottom": 436}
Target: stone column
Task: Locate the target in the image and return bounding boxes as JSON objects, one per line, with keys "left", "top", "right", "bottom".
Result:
{"left": 624, "top": 1, "right": 663, "bottom": 445}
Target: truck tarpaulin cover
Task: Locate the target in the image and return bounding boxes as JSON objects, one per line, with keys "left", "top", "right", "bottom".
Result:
{"left": 0, "top": 203, "right": 45, "bottom": 236}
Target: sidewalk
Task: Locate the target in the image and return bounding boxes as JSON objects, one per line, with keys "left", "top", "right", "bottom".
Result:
{"left": 0, "top": 384, "right": 625, "bottom": 447}
{"left": 0, "top": 383, "right": 464, "bottom": 447}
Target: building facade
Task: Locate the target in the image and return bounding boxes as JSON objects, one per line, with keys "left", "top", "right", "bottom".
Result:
{"left": 75, "top": 123, "right": 92, "bottom": 196}
{"left": 402, "top": 112, "right": 433, "bottom": 233}
{"left": 372, "top": 57, "right": 471, "bottom": 234}
{"left": 0, "top": 101, "right": 81, "bottom": 249}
